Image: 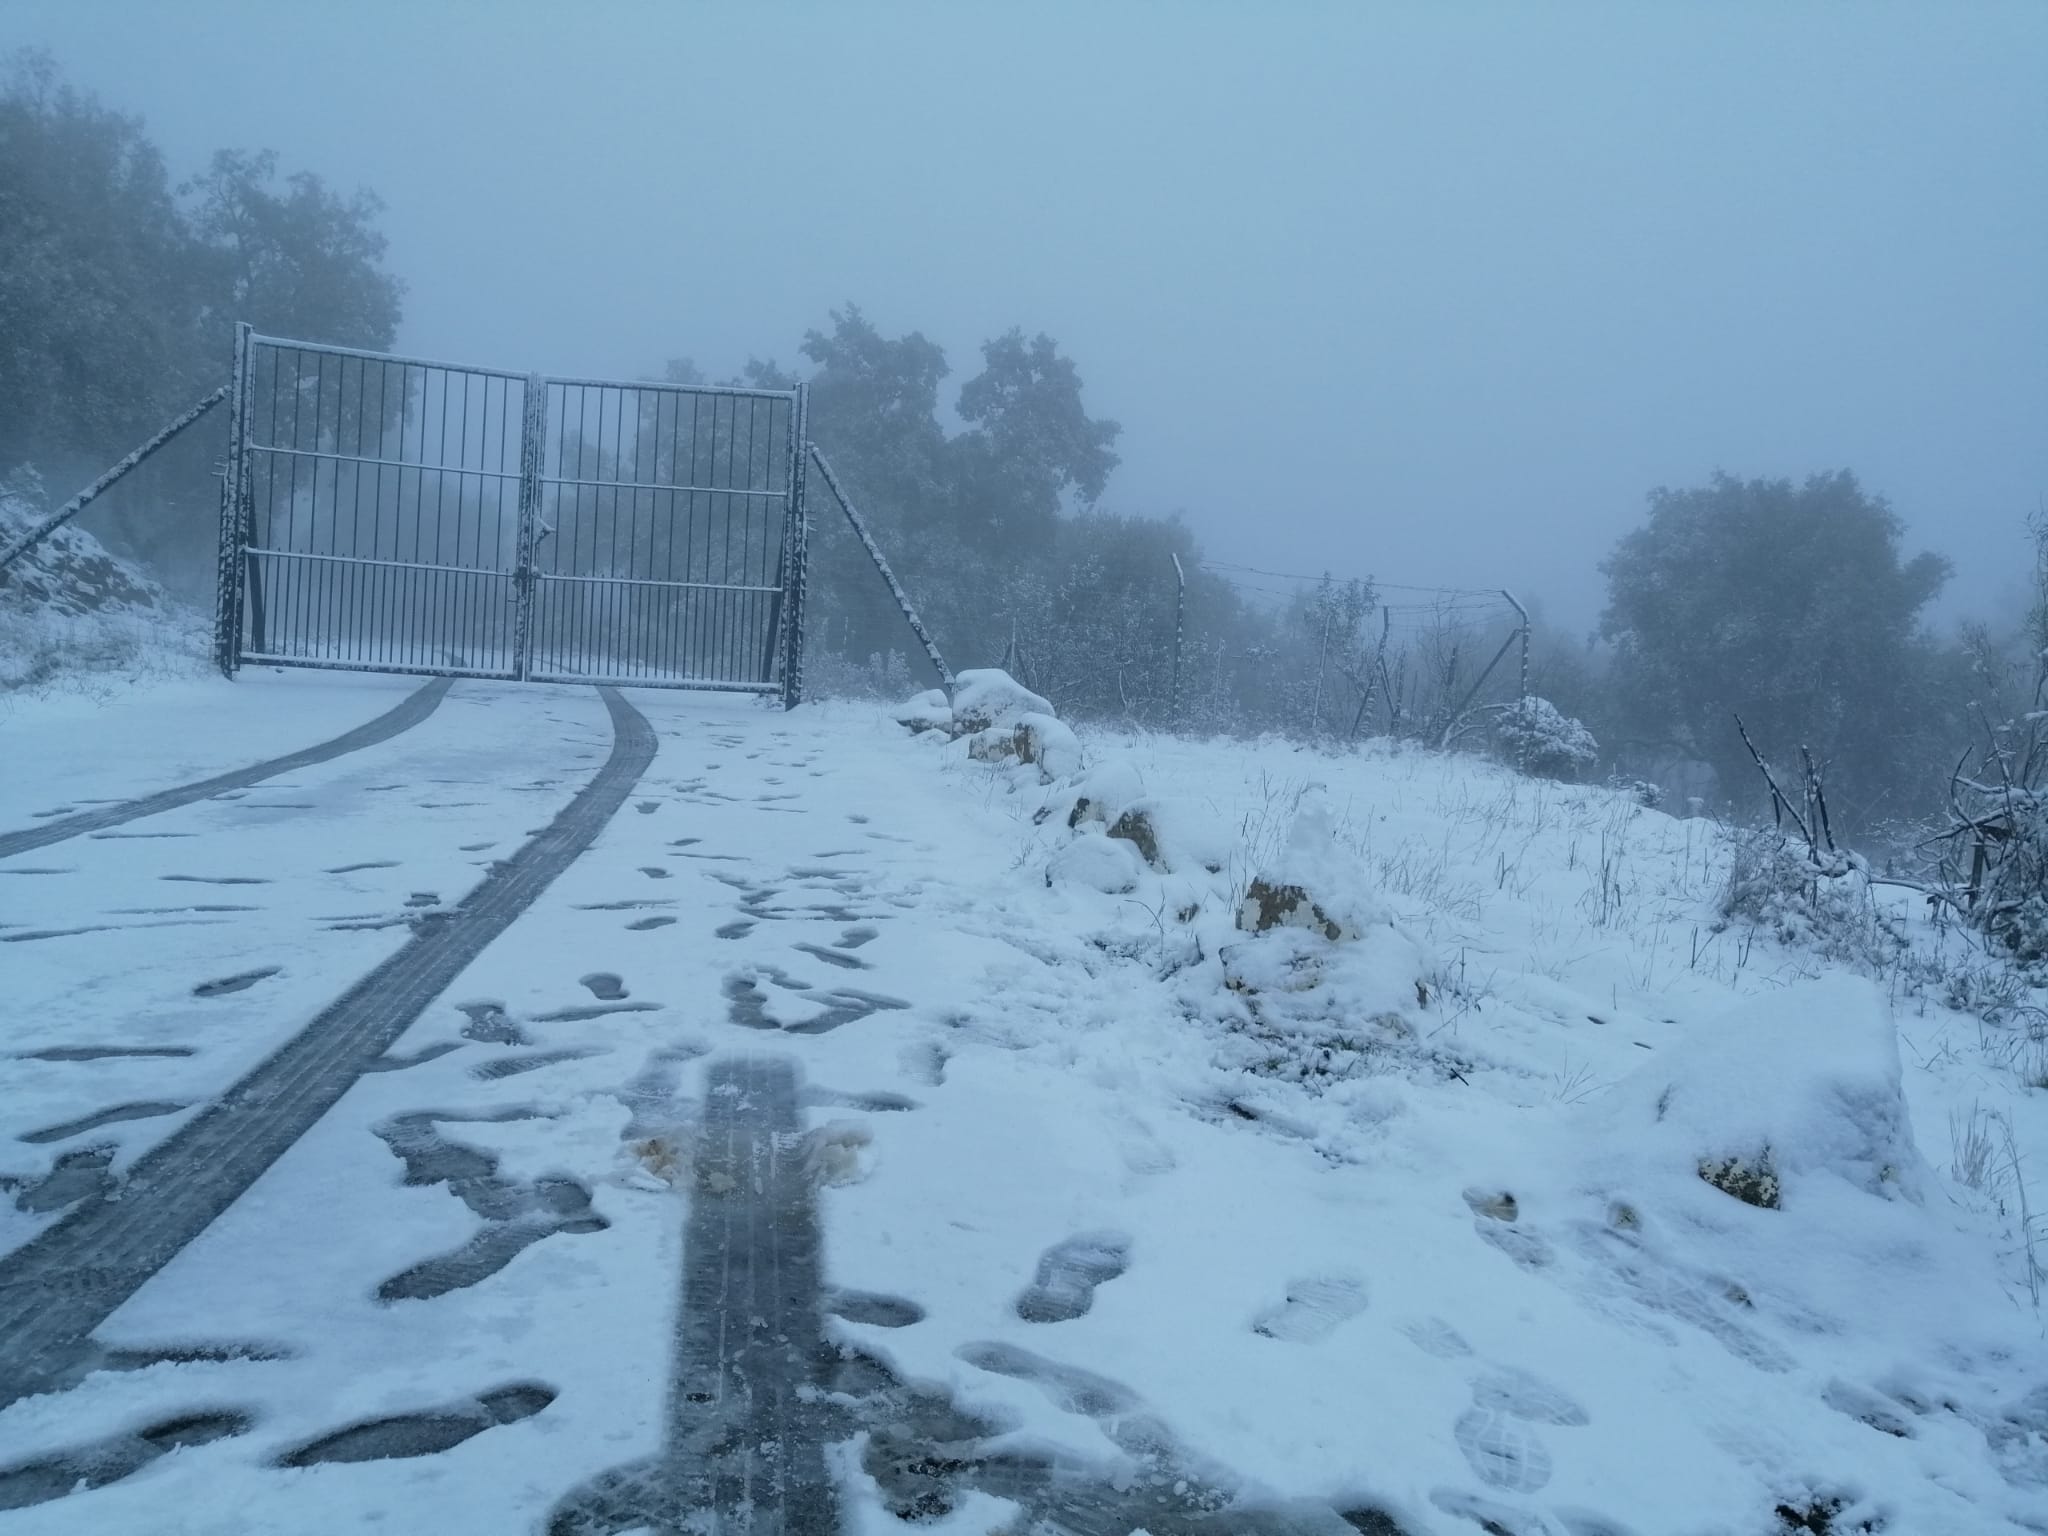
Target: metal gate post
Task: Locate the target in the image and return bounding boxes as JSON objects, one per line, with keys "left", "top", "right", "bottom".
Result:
{"left": 213, "top": 323, "right": 253, "bottom": 677}
{"left": 779, "top": 383, "right": 811, "bottom": 709}
{"left": 1169, "top": 552, "right": 1186, "bottom": 727}
{"left": 511, "top": 373, "right": 548, "bottom": 680}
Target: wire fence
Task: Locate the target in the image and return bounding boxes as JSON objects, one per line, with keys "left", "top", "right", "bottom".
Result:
{"left": 1178, "top": 559, "right": 1530, "bottom": 746}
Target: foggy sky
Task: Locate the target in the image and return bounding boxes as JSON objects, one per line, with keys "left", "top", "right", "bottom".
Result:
{"left": 11, "top": 0, "right": 2046, "bottom": 632}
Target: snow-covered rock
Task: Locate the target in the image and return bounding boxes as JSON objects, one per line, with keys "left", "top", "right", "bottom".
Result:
{"left": 894, "top": 688, "right": 952, "bottom": 734}
{"left": 964, "top": 713, "right": 1086, "bottom": 785}
{"left": 1105, "top": 796, "right": 1230, "bottom": 875}
{"left": 1054, "top": 759, "right": 1146, "bottom": 829}
{"left": 1046, "top": 833, "right": 1145, "bottom": 894}
{"left": 1013, "top": 712, "right": 1083, "bottom": 779}
{"left": 947, "top": 668, "right": 1053, "bottom": 734}
{"left": 1589, "top": 973, "right": 1925, "bottom": 1210}
{"left": 1235, "top": 790, "right": 1387, "bottom": 937}
{"left": 895, "top": 672, "right": 1081, "bottom": 782}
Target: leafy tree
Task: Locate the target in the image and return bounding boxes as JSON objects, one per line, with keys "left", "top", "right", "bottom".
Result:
{"left": 1600, "top": 470, "right": 1952, "bottom": 828}
{"left": 0, "top": 49, "right": 210, "bottom": 477}
{"left": 952, "top": 328, "right": 1121, "bottom": 549}
{"left": 183, "top": 149, "right": 402, "bottom": 349}
{"left": 0, "top": 51, "right": 405, "bottom": 591}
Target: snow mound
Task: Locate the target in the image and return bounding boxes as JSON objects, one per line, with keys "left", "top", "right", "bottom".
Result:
{"left": 1101, "top": 795, "right": 1231, "bottom": 875}
{"left": 1043, "top": 759, "right": 1148, "bottom": 830}
{"left": 894, "top": 688, "right": 952, "bottom": 733}
{"left": 1589, "top": 974, "right": 1925, "bottom": 1210}
{"left": 965, "top": 714, "right": 1085, "bottom": 784}
{"left": 947, "top": 667, "right": 1053, "bottom": 733}
{"left": 1239, "top": 789, "right": 1390, "bottom": 937}
{"left": 897, "top": 671, "right": 1084, "bottom": 784}
{"left": 1215, "top": 921, "right": 1437, "bottom": 1086}
{"left": 1046, "top": 833, "right": 1145, "bottom": 894}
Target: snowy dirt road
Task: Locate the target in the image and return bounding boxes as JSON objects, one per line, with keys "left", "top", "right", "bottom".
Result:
{"left": 5, "top": 676, "right": 1316, "bottom": 1535}
{"left": 2, "top": 673, "right": 2045, "bottom": 1536}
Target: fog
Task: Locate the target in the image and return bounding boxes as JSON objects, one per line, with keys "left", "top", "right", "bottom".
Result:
{"left": 10, "top": 0, "right": 2046, "bottom": 628}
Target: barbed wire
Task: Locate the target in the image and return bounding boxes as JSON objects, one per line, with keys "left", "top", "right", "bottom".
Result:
{"left": 1199, "top": 565, "right": 1519, "bottom": 643}
{"left": 1196, "top": 558, "right": 1502, "bottom": 602}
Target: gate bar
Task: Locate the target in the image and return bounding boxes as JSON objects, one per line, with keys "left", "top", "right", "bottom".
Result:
{"left": 807, "top": 443, "right": 953, "bottom": 688}
{"left": 0, "top": 385, "right": 230, "bottom": 580}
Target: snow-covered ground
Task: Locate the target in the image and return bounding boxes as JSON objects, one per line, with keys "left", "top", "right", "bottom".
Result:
{"left": 1, "top": 668, "right": 2044, "bottom": 1534}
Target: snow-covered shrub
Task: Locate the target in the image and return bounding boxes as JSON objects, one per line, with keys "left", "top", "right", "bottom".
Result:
{"left": 804, "top": 647, "right": 919, "bottom": 702}
{"left": 1716, "top": 827, "right": 1904, "bottom": 974}
{"left": 0, "top": 469, "right": 207, "bottom": 695}
{"left": 1493, "top": 696, "right": 1599, "bottom": 782}
{"left": 1605, "top": 773, "right": 1664, "bottom": 809}
{"left": 1962, "top": 795, "right": 2048, "bottom": 964}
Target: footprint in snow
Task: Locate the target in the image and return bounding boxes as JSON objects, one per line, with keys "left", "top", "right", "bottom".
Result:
{"left": 1449, "top": 1364, "right": 1589, "bottom": 1495}
{"left": 1251, "top": 1273, "right": 1369, "bottom": 1343}
{"left": 1399, "top": 1316, "right": 1473, "bottom": 1359}
{"left": 1015, "top": 1231, "right": 1131, "bottom": 1323}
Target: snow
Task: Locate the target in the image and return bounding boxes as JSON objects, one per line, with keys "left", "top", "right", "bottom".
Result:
{"left": 1, "top": 672, "right": 2045, "bottom": 1534}
{"left": 0, "top": 481, "right": 211, "bottom": 698}
{"left": 946, "top": 668, "right": 1054, "bottom": 733}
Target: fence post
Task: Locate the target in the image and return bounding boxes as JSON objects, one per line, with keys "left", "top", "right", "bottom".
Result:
{"left": 511, "top": 373, "right": 547, "bottom": 681}
{"left": 1169, "top": 552, "right": 1186, "bottom": 728}
{"left": 780, "top": 382, "right": 811, "bottom": 709}
{"left": 1500, "top": 588, "right": 1531, "bottom": 771}
{"left": 1310, "top": 599, "right": 1333, "bottom": 735}
{"left": 212, "top": 324, "right": 253, "bottom": 676}
{"left": 1350, "top": 603, "right": 1390, "bottom": 739}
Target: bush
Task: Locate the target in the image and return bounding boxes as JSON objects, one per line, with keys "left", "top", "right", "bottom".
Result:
{"left": 1716, "top": 828, "right": 1904, "bottom": 973}
{"left": 1494, "top": 696, "right": 1599, "bottom": 781}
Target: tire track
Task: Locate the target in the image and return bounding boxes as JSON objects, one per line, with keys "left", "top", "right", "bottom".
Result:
{"left": 548, "top": 1055, "right": 837, "bottom": 1535}
{"left": 0, "top": 686, "right": 655, "bottom": 1409}
{"left": 0, "top": 675, "right": 454, "bottom": 859}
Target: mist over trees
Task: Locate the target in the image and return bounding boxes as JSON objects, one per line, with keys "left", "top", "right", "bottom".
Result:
{"left": 1596, "top": 472, "right": 1968, "bottom": 834}
{"left": 6, "top": 46, "right": 2035, "bottom": 855}
{"left": 778, "top": 304, "right": 1411, "bottom": 737}
{"left": 0, "top": 49, "right": 401, "bottom": 582}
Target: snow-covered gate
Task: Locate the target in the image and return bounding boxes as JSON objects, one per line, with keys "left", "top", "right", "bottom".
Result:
{"left": 214, "top": 326, "right": 809, "bottom": 702}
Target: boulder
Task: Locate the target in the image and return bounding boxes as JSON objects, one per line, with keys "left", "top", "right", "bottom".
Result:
{"left": 1591, "top": 975, "right": 1923, "bottom": 1211}
{"left": 1106, "top": 797, "right": 1231, "bottom": 875}
{"left": 1066, "top": 760, "right": 1145, "bottom": 827}
{"left": 1047, "top": 835, "right": 1145, "bottom": 894}
{"left": 1234, "top": 791, "right": 1385, "bottom": 937}
{"left": 1014, "top": 712, "right": 1084, "bottom": 780}
{"left": 895, "top": 688, "right": 952, "bottom": 734}
{"left": 948, "top": 668, "right": 1054, "bottom": 734}
{"left": 1237, "top": 877, "right": 1349, "bottom": 941}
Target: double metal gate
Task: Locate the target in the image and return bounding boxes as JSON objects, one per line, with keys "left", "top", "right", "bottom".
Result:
{"left": 214, "top": 326, "right": 809, "bottom": 701}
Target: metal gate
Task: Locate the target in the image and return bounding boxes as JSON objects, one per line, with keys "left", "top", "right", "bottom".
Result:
{"left": 215, "top": 325, "right": 808, "bottom": 702}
